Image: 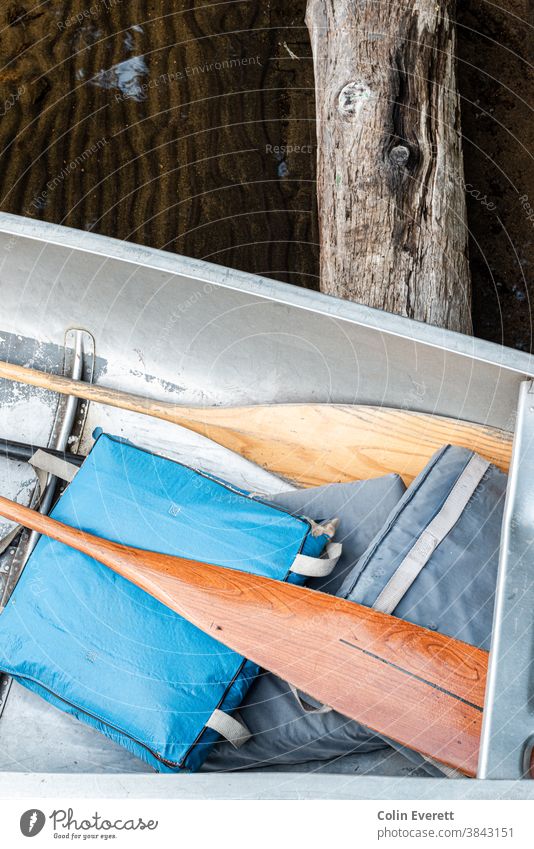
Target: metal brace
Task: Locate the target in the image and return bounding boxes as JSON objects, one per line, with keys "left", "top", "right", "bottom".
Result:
{"left": 0, "top": 328, "right": 95, "bottom": 718}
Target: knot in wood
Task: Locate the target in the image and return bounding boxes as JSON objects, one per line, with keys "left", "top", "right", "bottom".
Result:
{"left": 337, "top": 82, "right": 372, "bottom": 119}
{"left": 389, "top": 145, "right": 410, "bottom": 168}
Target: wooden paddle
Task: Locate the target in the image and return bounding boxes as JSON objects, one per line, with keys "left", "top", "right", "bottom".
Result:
{"left": 0, "top": 494, "right": 488, "bottom": 776}
{"left": 0, "top": 360, "right": 513, "bottom": 486}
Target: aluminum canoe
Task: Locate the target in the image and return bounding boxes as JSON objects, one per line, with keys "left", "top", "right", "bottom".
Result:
{"left": 0, "top": 212, "right": 533, "bottom": 799}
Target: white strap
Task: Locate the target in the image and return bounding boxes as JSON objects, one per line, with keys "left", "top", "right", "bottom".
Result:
{"left": 30, "top": 450, "right": 79, "bottom": 483}
{"left": 424, "top": 754, "right": 465, "bottom": 779}
{"left": 290, "top": 541, "right": 343, "bottom": 578}
{"left": 1, "top": 433, "right": 83, "bottom": 607}
{"left": 288, "top": 682, "right": 333, "bottom": 714}
{"left": 373, "top": 454, "right": 489, "bottom": 780}
{"left": 205, "top": 709, "right": 251, "bottom": 749}
{"left": 373, "top": 454, "right": 490, "bottom": 615}
{"left": 0, "top": 453, "right": 79, "bottom": 560}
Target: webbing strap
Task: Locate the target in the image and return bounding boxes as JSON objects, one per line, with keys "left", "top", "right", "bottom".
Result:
{"left": 206, "top": 709, "right": 252, "bottom": 749}
{"left": 290, "top": 541, "right": 343, "bottom": 578}
{"left": 373, "top": 454, "right": 490, "bottom": 616}
{"left": 30, "top": 449, "right": 79, "bottom": 483}
{"left": 0, "top": 453, "right": 79, "bottom": 558}
{"left": 288, "top": 683, "right": 333, "bottom": 714}
{"left": 425, "top": 755, "right": 465, "bottom": 779}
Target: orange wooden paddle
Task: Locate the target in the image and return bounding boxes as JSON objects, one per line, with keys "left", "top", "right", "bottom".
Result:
{"left": 0, "top": 494, "right": 488, "bottom": 776}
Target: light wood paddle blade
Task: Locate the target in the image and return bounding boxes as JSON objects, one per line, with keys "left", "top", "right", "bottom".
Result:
{"left": 0, "top": 360, "right": 513, "bottom": 485}
{"left": 181, "top": 404, "right": 512, "bottom": 487}
{"left": 0, "top": 494, "right": 487, "bottom": 776}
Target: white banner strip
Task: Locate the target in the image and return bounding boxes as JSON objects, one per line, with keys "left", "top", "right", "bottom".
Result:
{"left": 0, "top": 797, "right": 532, "bottom": 847}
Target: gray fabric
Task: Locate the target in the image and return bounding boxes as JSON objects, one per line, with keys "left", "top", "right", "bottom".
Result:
{"left": 373, "top": 454, "right": 490, "bottom": 614}
{"left": 206, "top": 474, "right": 406, "bottom": 769}
{"left": 210, "top": 447, "right": 505, "bottom": 775}
{"left": 340, "top": 445, "right": 507, "bottom": 775}
{"left": 208, "top": 448, "right": 505, "bottom": 775}
{"left": 270, "top": 475, "right": 407, "bottom": 595}
{"left": 340, "top": 446, "right": 505, "bottom": 650}
{"left": 205, "top": 673, "right": 388, "bottom": 770}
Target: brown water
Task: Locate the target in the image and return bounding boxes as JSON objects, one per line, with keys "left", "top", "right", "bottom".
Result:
{"left": 0, "top": 1, "right": 532, "bottom": 349}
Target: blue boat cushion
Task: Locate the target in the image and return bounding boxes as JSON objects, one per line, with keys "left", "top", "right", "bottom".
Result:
{"left": 0, "top": 433, "right": 332, "bottom": 773}
{"left": 206, "top": 474, "right": 407, "bottom": 770}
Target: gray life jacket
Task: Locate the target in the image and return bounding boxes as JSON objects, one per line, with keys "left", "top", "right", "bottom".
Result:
{"left": 208, "top": 446, "right": 506, "bottom": 775}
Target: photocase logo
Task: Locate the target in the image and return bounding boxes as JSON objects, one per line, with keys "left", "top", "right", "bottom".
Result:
{"left": 18, "top": 807, "right": 159, "bottom": 837}
{"left": 20, "top": 809, "right": 46, "bottom": 837}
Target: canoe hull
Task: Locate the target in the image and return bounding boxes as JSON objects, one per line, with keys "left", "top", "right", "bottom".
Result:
{"left": 0, "top": 213, "right": 533, "bottom": 796}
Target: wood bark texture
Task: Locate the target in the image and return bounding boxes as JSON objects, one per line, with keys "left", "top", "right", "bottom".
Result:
{"left": 306, "top": 0, "right": 471, "bottom": 332}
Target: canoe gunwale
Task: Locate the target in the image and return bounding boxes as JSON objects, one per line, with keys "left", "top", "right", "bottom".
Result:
{"left": 0, "top": 211, "right": 532, "bottom": 380}
{"left": 479, "top": 379, "right": 534, "bottom": 780}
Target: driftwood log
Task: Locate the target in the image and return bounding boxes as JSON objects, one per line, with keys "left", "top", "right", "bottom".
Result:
{"left": 306, "top": 0, "right": 471, "bottom": 333}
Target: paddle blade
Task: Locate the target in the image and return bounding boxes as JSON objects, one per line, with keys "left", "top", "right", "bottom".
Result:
{"left": 135, "top": 552, "right": 485, "bottom": 776}
{"left": 178, "top": 404, "right": 512, "bottom": 486}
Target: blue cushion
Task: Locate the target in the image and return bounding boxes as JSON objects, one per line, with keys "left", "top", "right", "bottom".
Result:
{"left": 0, "top": 433, "right": 330, "bottom": 772}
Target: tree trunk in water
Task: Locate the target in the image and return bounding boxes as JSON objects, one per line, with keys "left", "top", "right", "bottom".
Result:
{"left": 306, "top": 0, "right": 471, "bottom": 333}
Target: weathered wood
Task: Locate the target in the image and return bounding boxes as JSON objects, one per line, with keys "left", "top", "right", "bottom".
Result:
{"left": 0, "top": 359, "right": 513, "bottom": 485}
{"left": 0, "top": 494, "right": 487, "bottom": 776}
{"left": 306, "top": 0, "right": 471, "bottom": 332}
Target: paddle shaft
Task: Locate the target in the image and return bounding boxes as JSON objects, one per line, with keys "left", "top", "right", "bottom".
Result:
{"left": 0, "top": 360, "right": 513, "bottom": 485}
{"left": 0, "top": 494, "right": 489, "bottom": 776}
